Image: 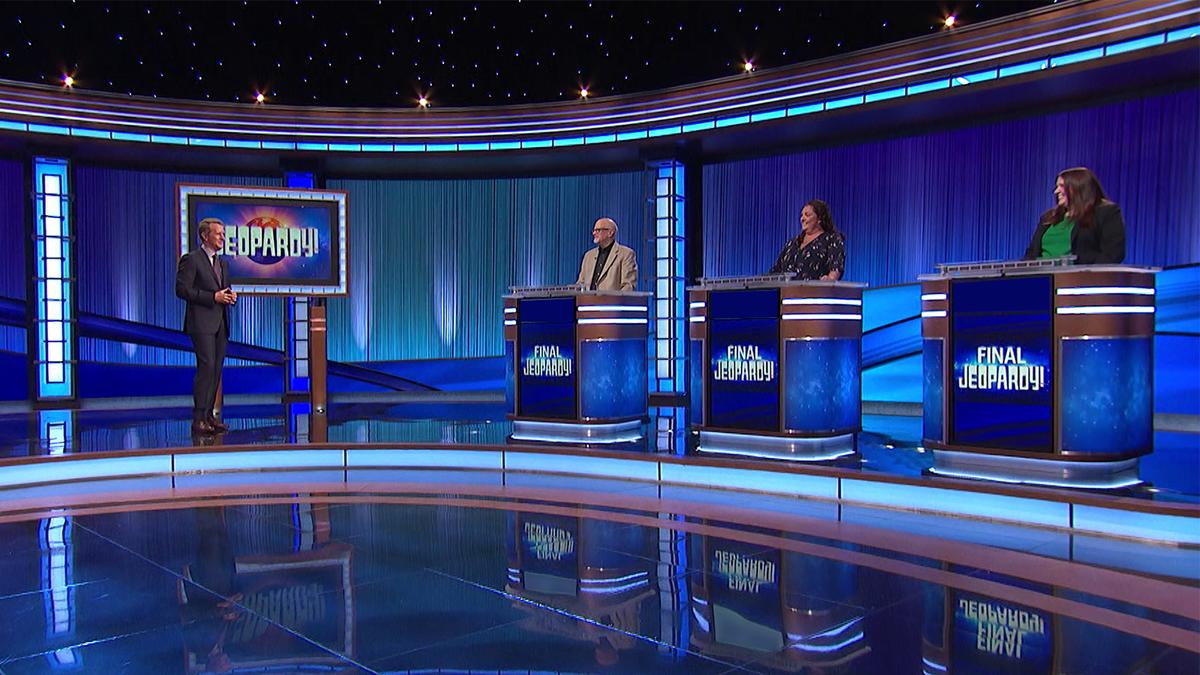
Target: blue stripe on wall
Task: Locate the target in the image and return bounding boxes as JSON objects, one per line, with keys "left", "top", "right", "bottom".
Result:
{"left": 703, "top": 89, "right": 1200, "bottom": 286}
{"left": 325, "top": 171, "right": 648, "bottom": 362}
{"left": 73, "top": 167, "right": 283, "bottom": 366}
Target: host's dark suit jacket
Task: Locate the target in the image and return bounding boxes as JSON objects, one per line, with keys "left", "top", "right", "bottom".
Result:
{"left": 175, "top": 248, "right": 230, "bottom": 336}
{"left": 1023, "top": 201, "right": 1126, "bottom": 264}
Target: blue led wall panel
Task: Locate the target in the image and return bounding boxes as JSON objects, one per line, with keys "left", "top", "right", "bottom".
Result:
{"left": 516, "top": 297, "right": 576, "bottom": 419}
{"left": 707, "top": 289, "right": 780, "bottom": 431}
{"left": 923, "top": 340, "right": 945, "bottom": 443}
{"left": 690, "top": 339, "right": 704, "bottom": 423}
{"left": 1061, "top": 337, "right": 1152, "bottom": 454}
{"left": 703, "top": 89, "right": 1200, "bottom": 288}
{"left": 950, "top": 276, "right": 1054, "bottom": 452}
{"left": 579, "top": 339, "right": 646, "bottom": 420}
{"left": 325, "top": 172, "right": 646, "bottom": 362}
{"left": 0, "top": 159, "right": 23, "bottom": 358}
{"left": 33, "top": 158, "right": 74, "bottom": 400}
{"left": 783, "top": 338, "right": 860, "bottom": 433}
{"left": 73, "top": 167, "right": 282, "bottom": 367}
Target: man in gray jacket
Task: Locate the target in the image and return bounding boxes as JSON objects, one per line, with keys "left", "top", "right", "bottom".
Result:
{"left": 576, "top": 217, "right": 638, "bottom": 291}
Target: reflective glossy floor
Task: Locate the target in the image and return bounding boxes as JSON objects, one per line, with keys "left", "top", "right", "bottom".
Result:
{"left": 1, "top": 401, "right": 1197, "bottom": 503}
{"left": 1, "top": 494, "right": 1197, "bottom": 674}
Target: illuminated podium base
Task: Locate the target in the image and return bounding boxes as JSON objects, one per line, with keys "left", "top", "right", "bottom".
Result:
{"left": 695, "top": 430, "right": 857, "bottom": 462}
{"left": 929, "top": 450, "right": 1142, "bottom": 490}
{"left": 510, "top": 419, "right": 644, "bottom": 445}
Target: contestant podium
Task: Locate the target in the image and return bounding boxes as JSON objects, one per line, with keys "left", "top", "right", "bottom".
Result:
{"left": 920, "top": 258, "right": 1156, "bottom": 487}
{"left": 504, "top": 285, "right": 650, "bottom": 443}
{"left": 688, "top": 276, "right": 865, "bottom": 460}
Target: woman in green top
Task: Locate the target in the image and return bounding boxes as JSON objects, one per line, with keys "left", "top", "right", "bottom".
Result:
{"left": 1023, "top": 167, "right": 1126, "bottom": 264}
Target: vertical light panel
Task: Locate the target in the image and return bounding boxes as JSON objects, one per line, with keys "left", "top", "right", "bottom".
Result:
{"left": 285, "top": 171, "right": 315, "bottom": 395}
{"left": 33, "top": 158, "right": 74, "bottom": 400}
{"left": 39, "top": 409, "right": 73, "bottom": 455}
{"left": 649, "top": 160, "right": 686, "bottom": 394}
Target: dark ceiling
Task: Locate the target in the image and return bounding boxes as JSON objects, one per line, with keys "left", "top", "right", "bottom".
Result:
{"left": 0, "top": 1, "right": 1049, "bottom": 108}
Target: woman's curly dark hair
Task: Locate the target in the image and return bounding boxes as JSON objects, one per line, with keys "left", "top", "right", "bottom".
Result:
{"left": 804, "top": 199, "right": 837, "bottom": 234}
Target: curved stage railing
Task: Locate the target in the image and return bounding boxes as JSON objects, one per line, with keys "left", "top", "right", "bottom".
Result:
{"left": 0, "top": 440, "right": 1194, "bottom": 545}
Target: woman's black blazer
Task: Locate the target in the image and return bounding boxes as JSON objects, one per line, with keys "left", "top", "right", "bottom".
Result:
{"left": 1022, "top": 200, "right": 1126, "bottom": 264}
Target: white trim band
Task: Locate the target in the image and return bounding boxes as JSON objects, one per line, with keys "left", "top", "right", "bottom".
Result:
{"left": 577, "top": 318, "right": 649, "bottom": 325}
{"left": 1056, "top": 306, "right": 1155, "bottom": 315}
{"left": 1056, "top": 286, "right": 1155, "bottom": 296}
{"left": 920, "top": 293, "right": 947, "bottom": 301}
{"left": 577, "top": 305, "right": 649, "bottom": 312}
{"left": 782, "top": 298, "right": 863, "bottom": 306}
{"left": 782, "top": 313, "right": 862, "bottom": 321}
{"left": 921, "top": 310, "right": 947, "bottom": 319}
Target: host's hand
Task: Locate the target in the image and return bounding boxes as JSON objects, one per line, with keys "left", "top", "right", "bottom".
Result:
{"left": 214, "top": 289, "right": 236, "bottom": 305}
{"left": 227, "top": 288, "right": 238, "bottom": 304}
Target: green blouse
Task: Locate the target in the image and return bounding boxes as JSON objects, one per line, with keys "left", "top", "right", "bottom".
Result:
{"left": 1040, "top": 218, "right": 1074, "bottom": 258}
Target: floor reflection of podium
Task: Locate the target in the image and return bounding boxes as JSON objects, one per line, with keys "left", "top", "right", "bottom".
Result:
{"left": 920, "top": 260, "right": 1156, "bottom": 488}
{"left": 688, "top": 276, "right": 865, "bottom": 461}
{"left": 689, "top": 534, "right": 869, "bottom": 670}
{"left": 504, "top": 286, "right": 651, "bottom": 445}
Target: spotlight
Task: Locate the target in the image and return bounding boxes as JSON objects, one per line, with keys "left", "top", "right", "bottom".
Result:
{"left": 62, "top": 75, "right": 74, "bottom": 88}
{"left": 944, "top": 15, "right": 957, "bottom": 28}
{"left": 579, "top": 87, "right": 589, "bottom": 99}
{"left": 743, "top": 61, "right": 755, "bottom": 73}
{"left": 418, "top": 95, "right": 429, "bottom": 108}
{"left": 255, "top": 92, "right": 265, "bottom": 103}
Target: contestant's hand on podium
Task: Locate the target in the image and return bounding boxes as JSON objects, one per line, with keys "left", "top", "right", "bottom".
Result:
{"left": 215, "top": 288, "right": 237, "bottom": 305}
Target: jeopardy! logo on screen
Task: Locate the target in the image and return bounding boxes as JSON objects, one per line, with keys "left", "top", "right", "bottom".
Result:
{"left": 178, "top": 184, "right": 349, "bottom": 296}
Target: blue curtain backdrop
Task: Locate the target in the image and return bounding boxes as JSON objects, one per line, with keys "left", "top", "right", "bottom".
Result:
{"left": 325, "top": 172, "right": 647, "bottom": 362}
{"left": 703, "top": 89, "right": 1200, "bottom": 285}
{"left": 0, "top": 159, "right": 23, "bottom": 354}
{"left": 73, "top": 167, "right": 282, "bottom": 366}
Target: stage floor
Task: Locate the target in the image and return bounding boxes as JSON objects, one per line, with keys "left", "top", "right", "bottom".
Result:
{"left": 1, "top": 402, "right": 1196, "bottom": 504}
{"left": 0, "top": 489, "right": 1195, "bottom": 673}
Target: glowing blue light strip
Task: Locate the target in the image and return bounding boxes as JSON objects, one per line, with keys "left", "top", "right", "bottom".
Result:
{"left": 505, "top": 452, "right": 659, "bottom": 480}
{"left": 923, "top": 657, "right": 949, "bottom": 673}
{"left": 577, "top": 305, "right": 649, "bottom": 312}
{"left": 841, "top": 478, "right": 1069, "bottom": 528}
{"left": 345, "top": 448, "right": 502, "bottom": 470}
{"left": 1056, "top": 306, "right": 1155, "bottom": 314}
{"left": 782, "top": 313, "right": 862, "bottom": 320}
{"left": 697, "top": 446, "right": 855, "bottom": 462}
{"left": 1056, "top": 286, "right": 1155, "bottom": 296}
{"left": 920, "top": 293, "right": 947, "bottom": 301}
{"left": 922, "top": 310, "right": 948, "bottom": 318}
{"left": 580, "top": 572, "right": 649, "bottom": 585}
{"left": 0, "top": 17, "right": 1188, "bottom": 151}
{"left": 1072, "top": 504, "right": 1200, "bottom": 545}
{"left": 0, "top": 455, "right": 173, "bottom": 487}
{"left": 174, "top": 449, "right": 345, "bottom": 472}
{"left": 782, "top": 298, "right": 863, "bottom": 306}
{"left": 577, "top": 318, "right": 649, "bottom": 325}
{"left": 509, "top": 432, "right": 645, "bottom": 444}
{"left": 34, "top": 158, "right": 73, "bottom": 400}
{"left": 659, "top": 462, "right": 838, "bottom": 499}
{"left": 792, "top": 631, "right": 866, "bottom": 653}
{"left": 580, "top": 579, "right": 651, "bottom": 594}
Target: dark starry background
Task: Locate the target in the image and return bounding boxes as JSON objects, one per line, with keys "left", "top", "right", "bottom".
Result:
{"left": 0, "top": 1, "right": 1049, "bottom": 107}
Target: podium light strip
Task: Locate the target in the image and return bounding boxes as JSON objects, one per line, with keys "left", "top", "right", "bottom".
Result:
{"left": 503, "top": 307, "right": 517, "bottom": 314}
{"left": 920, "top": 293, "right": 948, "bottom": 301}
{"left": 928, "top": 467, "right": 1142, "bottom": 490}
{"left": 1056, "top": 287, "right": 1156, "bottom": 295}
{"left": 689, "top": 302, "right": 706, "bottom": 309}
{"left": 1056, "top": 306, "right": 1155, "bottom": 315}
{"left": 503, "top": 320, "right": 516, "bottom": 326}
{"left": 921, "top": 310, "right": 948, "bottom": 318}
{"left": 697, "top": 446, "right": 856, "bottom": 463}
{"left": 782, "top": 313, "right": 863, "bottom": 321}
{"left": 782, "top": 298, "right": 863, "bottom": 306}
{"left": 577, "top": 318, "right": 649, "bottom": 325}
{"left": 688, "top": 316, "right": 705, "bottom": 323}
{"left": 577, "top": 305, "right": 649, "bottom": 312}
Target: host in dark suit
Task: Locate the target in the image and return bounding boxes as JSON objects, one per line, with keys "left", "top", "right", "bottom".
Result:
{"left": 576, "top": 217, "right": 638, "bottom": 291}
{"left": 176, "top": 217, "right": 237, "bottom": 434}
{"left": 1023, "top": 167, "right": 1126, "bottom": 264}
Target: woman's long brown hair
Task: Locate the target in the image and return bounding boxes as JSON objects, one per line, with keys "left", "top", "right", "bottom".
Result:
{"left": 1041, "top": 167, "right": 1108, "bottom": 229}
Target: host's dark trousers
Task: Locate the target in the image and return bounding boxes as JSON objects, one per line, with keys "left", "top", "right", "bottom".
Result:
{"left": 190, "top": 329, "right": 227, "bottom": 423}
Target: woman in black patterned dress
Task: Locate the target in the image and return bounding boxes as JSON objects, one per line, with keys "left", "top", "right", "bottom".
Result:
{"left": 768, "top": 199, "right": 846, "bottom": 280}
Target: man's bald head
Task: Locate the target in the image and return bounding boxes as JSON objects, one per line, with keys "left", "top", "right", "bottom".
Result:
{"left": 592, "top": 217, "right": 618, "bottom": 248}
